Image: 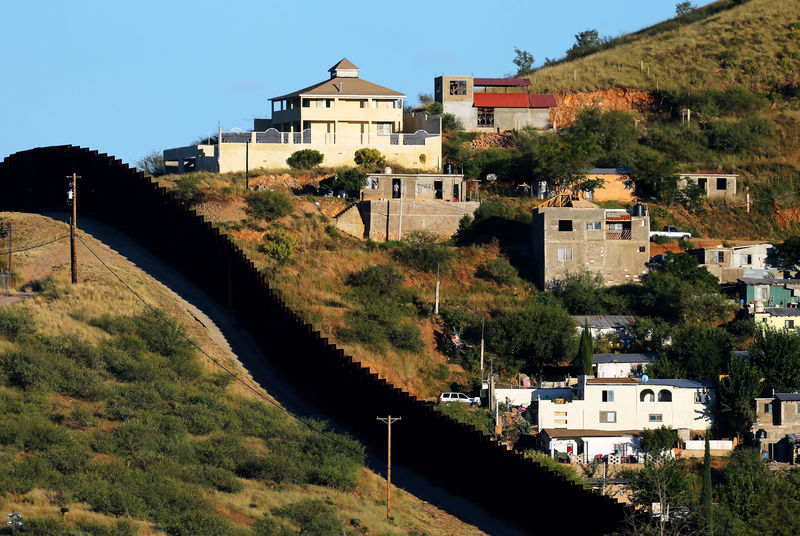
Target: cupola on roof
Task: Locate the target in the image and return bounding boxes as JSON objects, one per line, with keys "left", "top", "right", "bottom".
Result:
{"left": 329, "top": 58, "right": 360, "bottom": 78}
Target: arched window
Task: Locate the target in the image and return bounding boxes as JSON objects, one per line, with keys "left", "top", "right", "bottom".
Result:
{"left": 640, "top": 389, "right": 655, "bottom": 402}
{"left": 658, "top": 389, "right": 672, "bottom": 402}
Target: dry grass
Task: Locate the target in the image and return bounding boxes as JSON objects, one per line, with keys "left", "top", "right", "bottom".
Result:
{"left": 0, "top": 212, "right": 487, "bottom": 535}
{"left": 527, "top": 0, "right": 800, "bottom": 94}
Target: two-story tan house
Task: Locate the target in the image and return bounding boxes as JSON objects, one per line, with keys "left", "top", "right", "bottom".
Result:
{"left": 164, "top": 59, "right": 442, "bottom": 173}
{"left": 531, "top": 196, "right": 650, "bottom": 288}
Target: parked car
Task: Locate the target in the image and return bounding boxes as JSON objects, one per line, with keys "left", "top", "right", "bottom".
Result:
{"left": 649, "top": 226, "right": 691, "bottom": 239}
{"left": 438, "top": 392, "right": 481, "bottom": 407}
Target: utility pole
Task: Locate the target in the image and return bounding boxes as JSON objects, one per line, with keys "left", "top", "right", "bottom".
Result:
{"left": 746, "top": 186, "right": 750, "bottom": 214}
{"left": 480, "top": 318, "right": 485, "bottom": 377}
{"left": 376, "top": 415, "right": 401, "bottom": 519}
{"left": 434, "top": 264, "right": 440, "bottom": 315}
{"left": 245, "top": 138, "right": 250, "bottom": 191}
{"left": 0, "top": 222, "right": 10, "bottom": 292}
{"left": 67, "top": 173, "right": 80, "bottom": 284}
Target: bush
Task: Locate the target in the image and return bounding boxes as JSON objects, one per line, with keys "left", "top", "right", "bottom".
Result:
{"left": 260, "top": 228, "right": 297, "bottom": 264}
{"left": 0, "top": 307, "right": 35, "bottom": 339}
{"left": 326, "top": 168, "right": 366, "bottom": 195}
{"left": 391, "top": 232, "right": 454, "bottom": 272}
{"left": 287, "top": 149, "right": 324, "bottom": 170}
{"left": 172, "top": 176, "right": 201, "bottom": 204}
{"left": 273, "top": 498, "right": 342, "bottom": 535}
{"left": 475, "top": 257, "right": 518, "bottom": 285}
{"left": 354, "top": 148, "right": 385, "bottom": 171}
{"left": 247, "top": 190, "right": 294, "bottom": 220}
{"left": 346, "top": 264, "right": 404, "bottom": 295}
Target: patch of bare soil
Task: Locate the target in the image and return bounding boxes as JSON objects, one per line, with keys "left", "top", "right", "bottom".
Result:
{"left": 195, "top": 196, "right": 247, "bottom": 223}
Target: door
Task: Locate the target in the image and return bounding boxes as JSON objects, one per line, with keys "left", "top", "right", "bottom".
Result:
{"left": 434, "top": 180, "right": 443, "bottom": 200}
{"left": 392, "top": 179, "right": 401, "bottom": 199}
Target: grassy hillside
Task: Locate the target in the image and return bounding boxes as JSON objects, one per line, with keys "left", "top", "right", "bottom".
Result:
{"left": 0, "top": 212, "right": 486, "bottom": 536}
{"left": 527, "top": 0, "right": 800, "bottom": 95}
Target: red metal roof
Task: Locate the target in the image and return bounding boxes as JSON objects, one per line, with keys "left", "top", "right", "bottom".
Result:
{"left": 474, "top": 77, "right": 531, "bottom": 87}
{"left": 473, "top": 93, "right": 557, "bottom": 109}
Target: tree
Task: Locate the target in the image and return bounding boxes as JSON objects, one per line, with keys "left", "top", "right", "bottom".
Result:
{"left": 552, "top": 269, "right": 607, "bottom": 314}
{"left": 778, "top": 236, "right": 800, "bottom": 271}
{"left": 666, "top": 324, "right": 732, "bottom": 380}
{"left": 326, "top": 168, "right": 366, "bottom": 196}
{"left": 486, "top": 301, "right": 578, "bottom": 379}
{"left": 512, "top": 47, "right": 535, "bottom": 76}
{"left": 565, "top": 29, "right": 608, "bottom": 60}
{"left": 631, "top": 150, "right": 679, "bottom": 201}
{"left": 718, "top": 355, "right": 762, "bottom": 436}
{"left": 441, "top": 113, "right": 464, "bottom": 133}
{"left": 629, "top": 448, "right": 694, "bottom": 532}
{"left": 136, "top": 150, "right": 164, "bottom": 177}
{"left": 566, "top": 109, "right": 639, "bottom": 168}
{"left": 246, "top": 190, "right": 294, "bottom": 220}
{"left": 721, "top": 448, "right": 770, "bottom": 522}
{"left": 577, "top": 320, "right": 593, "bottom": 375}
{"left": 353, "top": 148, "right": 385, "bottom": 171}
{"left": 638, "top": 426, "right": 678, "bottom": 455}
{"left": 287, "top": 149, "right": 324, "bottom": 169}
{"left": 702, "top": 432, "right": 713, "bottom": 536}
{"left": 676, "top": 2, "right": 695, "bottom": 15}
{"left": 750, "top": 325, "right": 800, "bottom": 392}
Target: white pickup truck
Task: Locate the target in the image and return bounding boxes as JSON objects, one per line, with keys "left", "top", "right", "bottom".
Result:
{"left": 649, "top": 226, "right": 691, "bottom": 240}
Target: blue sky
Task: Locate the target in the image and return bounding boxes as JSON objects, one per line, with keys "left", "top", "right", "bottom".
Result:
{"left": 0, "top": 0, "right": 714, "bottom": 167}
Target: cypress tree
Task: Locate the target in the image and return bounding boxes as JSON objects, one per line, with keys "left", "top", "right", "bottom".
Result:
{"left": 702, "top": 431, "right": 713, "bottom": 535}
{"left": 579, "top": 320, "right": 593, "bottom": 375}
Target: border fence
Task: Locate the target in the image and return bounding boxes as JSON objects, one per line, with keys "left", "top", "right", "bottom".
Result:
{"left": 0, "top": 145, "right": 627, "bottom": 534}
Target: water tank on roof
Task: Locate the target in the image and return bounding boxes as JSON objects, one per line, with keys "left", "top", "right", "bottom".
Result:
{"left": 633, "top": 203, "right": 647, "bottom": 217}
{"left": 384, "top": 166, "right": 392, "bottom": 174}
{"left": 444, "top": 162, "right": 454, "bottom": 175}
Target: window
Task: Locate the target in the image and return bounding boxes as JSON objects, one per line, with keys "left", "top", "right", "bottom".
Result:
{"left": 649, "top": 414, "right": 663, "bottom": 422}
{"left": 367, "top": 177, "right": 379, "bottom": 189}
{"left": 557, "top": 248, "right": 573, "bottom": 261}
{"left": 376, "top": 122, "right": 392, "bottom": 135}
{"left": 602, "top": 390, "right": 614, "bottom": 402}
{"left": 434, "top": 180, "right": 443, "bottom": 200}
{"left": 449, "top": 80, "right": 467, "bottom": 95}
{"left": 741, "top": 254, "right": 753, "bottom": 265}
{"left": 764, "top": 402, "right": 772, "bottom": 414}
{"left": 599, "top": 411, "right": 617, "bottom": 423}
{"left": 371, "top": 100, "right": 378, "bottom": 108}
{"left": 713, "top": 251, "right": 725, "bottom": 263}
{"left": 638, "top": 246, "right": 646, "bottom": 253}
{"left": 458, "top": 393, "right": 469, "bottom": 400}
{"left": 640, "top": 389, "right": 655, "bottom": 402}
{"left": 786, "top": 320, "right": 796, "bottom": 329}
{"left": 796, "top": 403, "right": 800, "bottom": 414}
{"left": 586, "top": 221, "right": 601, "bottom": 230}
{"left": 477, "top": 107, "right": 494, "bottom": 127}
{"left": 755, "top": 286, "right": 769, "bottom": 301}
{"left": 658, "top": 390, "right": 672, "bottom": 402}
{"left": 558, "top": 220, "right": 573, "bottom": 231}
{"left": 698, "top": 178, "right": 708, "bottom": 191}
{"left": 695, "top": 392, "right": 708, "bottom": 403}
{"left": 624, "top": 179, "right": 633, "bottom": 190}
{"left": 717, "top": 178, "right": 727, "bottom": 190}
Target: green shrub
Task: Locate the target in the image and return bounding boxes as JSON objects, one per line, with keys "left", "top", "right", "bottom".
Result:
{"left": 274, "top": 498, "right": 342, "bottom": 535}
{"left": 346, "top": 264, "right": 404, "bottom": 295}
{"left": 387, "top": 322, "right": 424, "bottom": 352}
{"left": 326, "top": 168, "right": 367, "bottom": 195}
{"left": 164, "top": 511, "right": 232, "bottom": 536}
{"left": 475, "top": 257, "right": 518, "bottom": 285}
{"left": 260, "top": 228, "right": 297, "bottom": 264}
{"left": 247, "top": 190, "right": 294, "bottom": 220}
{"left": 354, "top": 148, "right": 385, "bottom": 171}
{"left": 198, "top": 464, "right": 244, "bottom": 493}
{"left": 391, "top": 231, "right": 454, "bottom": 272}
{"left": 173, "top": 176, "right": 201, "bottom": 204}
{"left": 0, "top": 307, "right": 35, "bottom": 339}
{"left": 21, "top": 275, "right": 60, "bottom": 298}
{"left": 287, "top": 149, "right": 324, "bottom": 170}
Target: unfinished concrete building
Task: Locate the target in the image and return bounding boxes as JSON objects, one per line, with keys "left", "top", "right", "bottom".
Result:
{"left": 531, "top": 195, "right": 650, "bottom": 288}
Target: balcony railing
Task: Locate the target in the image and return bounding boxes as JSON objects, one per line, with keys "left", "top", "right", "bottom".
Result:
{"left": 219, "top": 128, "right": 435, "bottom": 146}
{"left": 606, "top": 230, "right": 632, "bottom": 240}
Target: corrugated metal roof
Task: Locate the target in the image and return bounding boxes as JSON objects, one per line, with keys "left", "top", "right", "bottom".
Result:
{"left": 474, "top": 77, "right": 531, "bottom": 87}
{"left": 472, "top": 93, "right": 556, "bottom": 109}
{"left": 473, "top": 93, "right": 530, "bottom": 108}
{"left": 572, "top": 315, "right": 635, "bottom": 329}
{"left": 593, "top": 353, "right": 657, "bottom": 364}
{"left": 739, "top": 278, "right": 800, "bottom": 285}
{"left": 587, "top": 168, "right": 633, "bottom": 174}
{"left": 775, "top": 393, "right": 800, "bottom": 401}
{"left": 643, "top": 379, "right": 714, "bottom": 389}
{"left": 761, "top": 307, "right": 800, "bottom": 316}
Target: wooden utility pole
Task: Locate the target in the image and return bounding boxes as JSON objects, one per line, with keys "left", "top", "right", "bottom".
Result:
{"left": 245, "top": 138, "right": 250, "bottom": 191}
{"left": 376, "top": 415, "right": 401, "bottom": 519}
{"left": 434, "top": 264, "right": 440, "bottom": 315}
{"left": 68, "top": 173, "right": 80, "bottom": 284}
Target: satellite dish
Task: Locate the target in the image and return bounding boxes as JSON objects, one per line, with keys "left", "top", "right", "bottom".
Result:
{"left": 641, "top": 374, "right": 649, "bottom": 382}
{"left": 486, "top": 173, "right": 497, "bottom": 182}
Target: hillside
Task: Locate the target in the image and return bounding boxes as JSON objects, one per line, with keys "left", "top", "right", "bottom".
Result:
{"left": 0, "top": 212, "right": 486, "bottom": 536}
{"left": 527, "top": 0, "right": 800, "bottom": 95}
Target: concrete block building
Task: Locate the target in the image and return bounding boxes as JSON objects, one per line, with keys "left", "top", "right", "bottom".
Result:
{"left": 434, "top": 75, "right": 556, "bottom": 132}
{"left": 754, "top": 392, "right": 800, "bottom": 462}
{"left": 679, "top": 172, "right": 738, "bottom": 200}
{"left": 531, "top": 196, "right": 650, "bottom": 288}
{"left": 165, "top": 59, "right": 442, "bottom": 173}
{"left": 690, "top": 242, "right": 775, "bottom": 282}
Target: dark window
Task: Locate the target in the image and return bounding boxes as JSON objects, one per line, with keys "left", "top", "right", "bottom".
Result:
{"left": 658, "top": 389, "right": 672, "bottom": 402}
{"left": 786, "top": 320, "right": 795, "bottom": 329}
{"left": 392, "top": 178, "right": 401, "bottom": 199}
{"left": 558, "top": 220, "right": 573, "bottom": 232}
{"left": 449, "top": 80, "right": 467, "bottom": 95}
{"left": 477, "top": 107, "right": 494, "bottom": 127}
{"left": 434, "top": 180, "right": 443, "bottom": 200}
{"left": 765, "top": 403, "right": 772, "bottom": 414}
{"left": 602, "top": 390, "right": 614, "bottom": 402}
{"left": 698, "top": 178, "right": 708, "bottom": 191}
{"left": 717, "top": 178, "right": 727, "bottom": 190}
{"left": 638, "top": 246, "right": 646, "bottom": 253}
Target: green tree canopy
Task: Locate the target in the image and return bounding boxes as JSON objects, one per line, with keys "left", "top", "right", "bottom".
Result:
{"left": 750, "top": 325, "right": 800, "bottom": 392}
{"left": 778, "top": 236, "right": 800, "bottom": 270}
{"left": 577, "top": 320, "right": 593, "bottom": 375}
{"left": 718, "top": 354, "right": 763, "bottom": 435}
{"left": 512, "top": 47, "right": 535, "bottom": 76}
{"left": 638, "top": 425, "right": 678, "bottom": 454}
{"left": 487, "top": 300, "right": 578, "bottom": 378}
{"left": 665, "top": 324, "right": 732, "bottom": 380}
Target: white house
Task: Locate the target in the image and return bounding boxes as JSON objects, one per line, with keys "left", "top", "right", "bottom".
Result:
{"left": 537, "top": 376, "right": 715, "bottom": 433}
{"left": 593, "top": 353, "right": 657, "bottom": 379}
{"left": 538, "top": 428, "right": 641, "bottom": 463}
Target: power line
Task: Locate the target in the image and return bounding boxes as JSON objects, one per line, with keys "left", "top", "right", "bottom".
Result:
{"left": 74, "top": 233, "right": 363, "bottom": 456}
{"left": 4, "top": 234, "right": 70, "bottom": 254}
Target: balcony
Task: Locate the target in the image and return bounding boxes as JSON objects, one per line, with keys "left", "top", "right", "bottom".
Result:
{"left": 606, "top": 230, "right": 632, "bottom": 240}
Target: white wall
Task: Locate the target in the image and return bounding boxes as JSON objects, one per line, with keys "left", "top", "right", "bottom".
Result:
{"left": 495, "top": 388, "right": 573, "bottom": 406}
{"left": 583, "top": 436, "right": 639, "bottom": 459}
